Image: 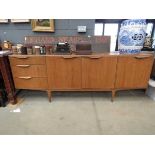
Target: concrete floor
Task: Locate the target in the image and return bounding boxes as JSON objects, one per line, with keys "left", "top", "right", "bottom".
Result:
{"left": 0, "top": 90, "right": 155, "bottom": 135}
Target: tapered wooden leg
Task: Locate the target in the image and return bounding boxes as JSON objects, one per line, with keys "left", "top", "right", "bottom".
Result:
{"left": 47, "top": 90, "right": 52, "bottom": 102}
{"left": 111, "top": 90, "right": 116, "bottom": 102}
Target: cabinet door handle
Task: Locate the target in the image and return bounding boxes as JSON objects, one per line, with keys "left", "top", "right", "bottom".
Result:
{"left": 62, "top": 56, "right": 76, "bottom": 59}
{"left": 134, "top": 55, "right": 152, "bottom": 59}
{"left": 18, "top": 77, "right": 32, "bottom": 80}
{"left": 15, "top": 56, "right": 29, "bottom": 59}
{"left": 16, "top": 65, "right": 30, "bottom": 67}
{"left": 87, "top": 56, "right": 102, "bottom": 59}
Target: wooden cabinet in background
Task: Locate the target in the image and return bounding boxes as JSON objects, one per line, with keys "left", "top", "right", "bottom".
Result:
{"left": 115, "top": 54, "right": 154, "bottom": 89}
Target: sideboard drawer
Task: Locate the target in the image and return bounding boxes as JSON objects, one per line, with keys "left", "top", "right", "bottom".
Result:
{"left": 9, "top": 56, "right": 46, "bottom": 65}
{"left": 14, "top": 77, "right": 48, "bottom": 90}
{"left": 11, "top": 65, "right": 47, "bottom": 78}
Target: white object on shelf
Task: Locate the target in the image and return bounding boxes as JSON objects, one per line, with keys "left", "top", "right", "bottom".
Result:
{"left": 146, "top": 79, "right": 155, "bottom": 101}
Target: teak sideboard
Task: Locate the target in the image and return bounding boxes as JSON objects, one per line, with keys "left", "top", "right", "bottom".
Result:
{"left": 9, "top": 53, "right": 154, "bottom": 102}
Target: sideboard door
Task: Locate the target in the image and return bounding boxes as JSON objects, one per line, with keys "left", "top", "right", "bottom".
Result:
{"left": 82, "top": 56, "right": 117, "bottom": 89}
{"left": 46, "top": 56, "right": 82, "bottom": 90}
{"left": 115, "top": 54, "right": 154, "bottom": 89}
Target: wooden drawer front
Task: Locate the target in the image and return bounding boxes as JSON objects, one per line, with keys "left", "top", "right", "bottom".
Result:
{"left": 11, "top": 65, "right": 47, "bottom": 77}
{"left": 115, "top": 55, "right": 154, "bottom": 89}
{"left": 9, "top": 56, "right": 45, "bottom": 65}
{"left": 14, "top": 77, "right": 48, "bottom": 90}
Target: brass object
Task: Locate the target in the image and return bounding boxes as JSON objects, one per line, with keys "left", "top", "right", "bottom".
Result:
{"left": 2, "top": 40, "right": 12, "bottom": 50}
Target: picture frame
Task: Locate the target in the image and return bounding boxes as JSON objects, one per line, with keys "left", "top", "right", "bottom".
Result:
{"left": 11, "top": 19, "right": 30, "bottom": 23}
{"left": 0, "top": 19, "right": 9, "bottom": 23}
{"left": 31, "top": 19, "right": 54, "bottom": 32}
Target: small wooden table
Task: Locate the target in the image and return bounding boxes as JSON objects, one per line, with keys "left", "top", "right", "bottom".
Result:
{"left": 0, "top": 51, "right": 16, "bottom": 105}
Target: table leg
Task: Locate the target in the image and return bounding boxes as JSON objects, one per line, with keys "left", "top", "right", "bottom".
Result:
{"left": 111, "top": 90, "right": 116, "bottom": 102}
{"left": 47, "top": 90, "right": 52, "bottom": 102}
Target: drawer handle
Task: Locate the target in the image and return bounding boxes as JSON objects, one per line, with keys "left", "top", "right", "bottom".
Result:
{"left": 134, "top": 55, "right": 152, "bottom": 59}
{"left": 18, "top": 77, "right": 32, "bottom": 79}
{"left": 16, "top": 65, "right": 30, "bottom": 67}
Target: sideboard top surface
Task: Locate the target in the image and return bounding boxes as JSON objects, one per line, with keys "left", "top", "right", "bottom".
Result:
{"left": 9, "top": 52, "right": 154, "bottom": 58}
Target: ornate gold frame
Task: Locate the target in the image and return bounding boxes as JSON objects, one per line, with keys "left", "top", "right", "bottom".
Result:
{"left": 31, "top": 19, "right": 54, "bottom": 32}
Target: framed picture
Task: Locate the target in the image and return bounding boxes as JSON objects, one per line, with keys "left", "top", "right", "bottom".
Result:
{"left": 31, "top": 19, "right": 54, "bottom": 32}
{"left": 11, "top": 19, "right": 30, "bottom": 23}
{"left": 0, "top": 19, "right": 9, "bottom": 23}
